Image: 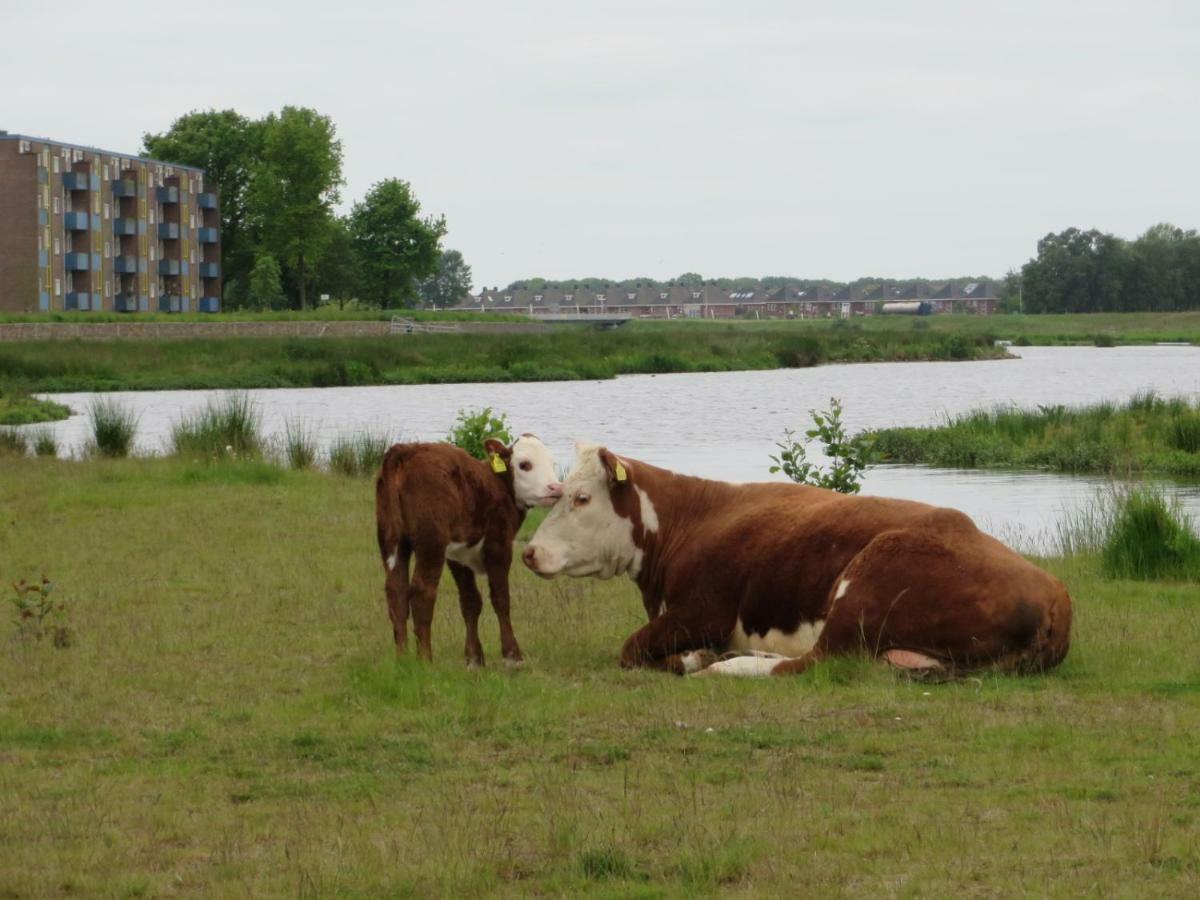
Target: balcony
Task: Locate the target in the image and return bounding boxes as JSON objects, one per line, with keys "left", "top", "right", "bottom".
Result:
{"left": 111, "top": 179, "right": 137, "bottom": 198}
{"left": 158, "top": 259, "right": 180, "bottom": 276}
{"left": 197, "top": 192, "right": 218, "bottom": 209}
{"left": 157, "top": 222, "right": 180, "bottom": 239}
{"left": 198, "top": 262, "right": 219, "bottom": 278}
{"left": 64, "top": 211, "right": 90, "bottom": 231}
{"left": 114, "top": 294, "right": 139, "bottom": 313}
{"left": 62, "top": 172, "right": 90, "bottom": 191}
{"left": 63, "top": 252, "right": 90, "bottom": 271}
{"left": 198, "top": 227, "right": 218, "bottom": 244}
{"left": 156, "top": 186, "right": 179, "bottom": 204}
{"left": 199, "top": 296, "right": 220, "bottom": 313}
{"left": 158, "top": 294, "right": 183, "bottom": 313}
{"left": 113, "top": 218, "right": 137, "bottom": 236}
{"left": 65, "top": 292, "right": 95, "bottom": 311}
{"left": 113, "top": 256, "right": 138, "bottom": 274}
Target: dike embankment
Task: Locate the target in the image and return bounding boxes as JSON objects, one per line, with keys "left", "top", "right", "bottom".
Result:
{"left": 0, "top": 320, "right": 549, "bottom": 342}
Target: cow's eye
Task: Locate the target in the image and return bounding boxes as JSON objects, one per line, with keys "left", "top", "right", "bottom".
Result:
{"left": 573, "top": 492, "right": 590, "bottom": 507}
{"left": 519, "top": 461, "right": 532, "bottom": 471}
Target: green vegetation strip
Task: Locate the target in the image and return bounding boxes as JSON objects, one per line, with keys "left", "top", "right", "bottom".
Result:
{"left": 0, "top": 388, "right": 70, "bottom": 426}
{"left": 1, "top": 456, "right": 1198, "bottom": 895}
{"left": 871, "top": 393, "right": 1200, "bottom": 477}
{"left": 0, "top": 323, "right": 1005, "bottom": 392}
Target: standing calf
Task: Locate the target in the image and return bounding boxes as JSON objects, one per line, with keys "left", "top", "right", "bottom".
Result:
{"left": 375, "top": 435, "right": 561, "bottom": 665}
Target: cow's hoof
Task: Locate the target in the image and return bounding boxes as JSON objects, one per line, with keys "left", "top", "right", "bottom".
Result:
{"left": 503, "top": 656, "right": 526, "bottom": 669}
{"left": 680, "top": 650, "right": 719, "bottom": 674}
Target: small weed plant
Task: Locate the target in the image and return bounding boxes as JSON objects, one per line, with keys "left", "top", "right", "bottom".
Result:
{"left": 769, "top": 397, "right": 876, "bottom": 493}
{"left": 447, "top": 407, "right": 513, "bottom": 460}
{"left": 10, "top": 577, "right": 72, "bottom": 647}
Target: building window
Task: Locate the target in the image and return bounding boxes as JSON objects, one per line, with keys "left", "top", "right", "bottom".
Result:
{"left": 53, "top": 196, "right": 60, "bottom": 214}
{"left": 189, "top": 214, "right": 195, "bottom": 228}
{"left": 106, "top": 280, "right": 112, "bottom": 296}
{"left": 105, "top": 241, "right": 111, "bottom": 259}
{"left": 53, "top": 237, "right": 60, "bottom": 255}
{"left": 150, "top": 245, "right": 156, "bottom": 261}
{"left": 149, "top": 209, "right": 156, "bottom": 225}
{"left": 103, "top": 203, "right": 110, "bottom": 220}
{"left": 41, "top": 149, "right": 49, "bottom": 166}
{"left": 54, "top": 278, "right": 61, "bottom": 296}
{"left": 93, "top": 195, "right": 100, "bottom": 215}
{"left": 52, "top": 157, "right": 60, "bottom": 174}
{"left": 103, "top": 165, "right": 109, "bottom": 180}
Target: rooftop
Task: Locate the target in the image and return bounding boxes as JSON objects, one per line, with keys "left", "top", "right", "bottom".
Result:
{"left": 0, "top": 132, "right": 206, "bottom": 173}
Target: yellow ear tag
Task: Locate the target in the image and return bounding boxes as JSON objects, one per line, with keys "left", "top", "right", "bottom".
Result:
{"left": 491, "top": 454, "right": 507, "bottom": 474}
{"left": 614, "top": 461, "right": 627, "bottom": 482}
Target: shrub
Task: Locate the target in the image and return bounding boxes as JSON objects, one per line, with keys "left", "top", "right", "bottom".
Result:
{"left": 171, "top": 393, "right": 262, "bottom": 458}
{"left": 1093, "top": 332, "right": 1117, "bottom": 347}
{"left": 329, "top": 431, "right": 389, "bottom": 477}
{"left": 0, "top": 427, "right": 27, "bottom": 456}
{"left": 446, "top": 407, "right": 512, "bottom": 460}
{"left": 281, "top": 418, "right": 318, "bottom": 469}
{"left": 31, "top": 428, "right": 58, "bottom": 457}
{"left": 88, "top": 397, "right": 138, "bottom": 458}
{"left": 769, "top": 397, "right": 876, "bottom": 494}
{"left": 773, "top": 335, "right": 825, "bottom": 368}
{"left": 1100, "top": 489, "right": 1200, "bottom": 582}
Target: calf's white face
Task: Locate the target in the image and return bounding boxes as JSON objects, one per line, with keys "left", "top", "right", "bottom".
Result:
{"left": 523, "top": 444, "right": 639, "bottom": 579}
{"left": 507, "top": 434, "right": 562, "bottom": 508}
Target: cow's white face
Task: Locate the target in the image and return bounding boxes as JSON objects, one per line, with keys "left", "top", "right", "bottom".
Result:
{"left": 508, "top": 434, "right": 562, "bottom": 508}
{"left": 523, "top": 444, "right": 640, "bottom": 579}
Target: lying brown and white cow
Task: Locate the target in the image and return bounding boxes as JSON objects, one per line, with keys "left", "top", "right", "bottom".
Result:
{"left": 522, "top": 445, "right": 1072, "bottom": 677}
{"left": 376, "top": 435, "right": 561, "bottom": 665}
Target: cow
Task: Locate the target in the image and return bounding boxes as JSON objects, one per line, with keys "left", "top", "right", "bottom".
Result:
{"left": 521, "top": 444, "right": 1072, "bottom": 678}
{"left": 375, "top": 435, "right": 561, "bottom": 666}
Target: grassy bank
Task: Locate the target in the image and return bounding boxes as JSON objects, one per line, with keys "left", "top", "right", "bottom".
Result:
{"left": 0, "top": 386, "right": 71, "bottom": 426}
{"left": 2, "top": 457, "right": 1199, "bottom": 895}
{"left": 0, "top": 308, "right": 524, "bottom": 325}
{"left": 0, "top": 323, "right": 1005, "bottom": 392}
{"left": 870, "top": 393, "right": 1200, "bottom": 477}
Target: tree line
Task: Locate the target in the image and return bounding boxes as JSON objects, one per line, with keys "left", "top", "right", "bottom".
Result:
{"left": 1018, "top": 223, "right": 1200, "bottom": 313}
{"left": 142, "top": 108, "right": 472, "bottom": 310}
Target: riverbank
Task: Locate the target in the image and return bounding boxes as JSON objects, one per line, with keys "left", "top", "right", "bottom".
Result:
{"left": 870, "top": 393, "right": 1200, "bottom": 477}
{"left": 2, "top": 455, "right": 1197, "bottom": 896}
{"left": 0, "top": 324, "right": 1005, "bottom": 393}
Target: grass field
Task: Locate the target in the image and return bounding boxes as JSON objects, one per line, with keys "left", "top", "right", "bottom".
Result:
{"left": 870, "top": 393, "right": 1200, "bottom": 477}
{"left": 2, "top": 457, "right": 1199, "bottom": 896}
{"left": 0, "top": 324, "right": 1004, "bottom": 393}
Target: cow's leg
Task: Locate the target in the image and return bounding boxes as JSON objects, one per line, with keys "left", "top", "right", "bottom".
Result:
{"left": 619, "top": 606, "right": 735, "bottom": 674}
{"left": 448, "top": 561, "right": 485, "bottom": 667}
{"left": 384, "top": 540, "right": 413, "bottom": 654}
{"left": 408, "top": 544, "right": 446, "bottom": 662}
{"left": 484, "top": 548, "right": 523, "bottom": 665}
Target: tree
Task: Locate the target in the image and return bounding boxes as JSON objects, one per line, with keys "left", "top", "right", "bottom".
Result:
{"left": 349, "top": 179, "right": 446, "bottom": 308}
{"left": 419, "top": 249, "right": 473, "bottom": 308}
{"left": 311, "top": 217, "right": 361, "bottom": 308}
{"left": 247, "top": 254, "right": 285, "bottom": 310}
{"left": 246, "top": 106, "right": 344, "bottom": 309}
{"left": 676, "top": 272, "right": 704, "bottom": 288}
{"left": 143, "top": 110, "right": 262, "bottom": 302}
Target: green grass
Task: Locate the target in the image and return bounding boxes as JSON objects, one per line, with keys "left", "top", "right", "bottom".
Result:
{"left": 1100, "top": 490, "right": 1200, "bottom": 581}
{"left": 328, "top": 430, "right": 390, "bottom": 476}
{"left": 2, "top": 457, "right": 1199, "bottom": 895}
{"left": 870, "top": 393, "right": 1200, "bottom": 477}
{"left": 87, "top": 396, "right": 138, "bottom": 458}
{"left": 0, "top": 385, "right": 71, "bottom": 425}
{"left": 170, "top": 392, "right": 263, "bottom": 459}
{"left": 0, "top": 307, "right": 524, "bottom": 324}
{"left": 0, "top": 322, "right": 1007, "bottom": 393}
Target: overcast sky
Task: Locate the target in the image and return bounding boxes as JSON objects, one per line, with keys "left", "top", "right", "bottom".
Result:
{"left": 4, "top": 0, "right": 1198, "bottom": 287}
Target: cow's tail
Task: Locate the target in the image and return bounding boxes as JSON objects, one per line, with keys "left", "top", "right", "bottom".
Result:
{"left": 375, "top": 445, "right": 407, "bottom": 570}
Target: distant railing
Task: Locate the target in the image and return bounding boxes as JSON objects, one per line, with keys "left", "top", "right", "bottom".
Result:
{"left": 389, "top": 316, "right": 463, "bottom": 335}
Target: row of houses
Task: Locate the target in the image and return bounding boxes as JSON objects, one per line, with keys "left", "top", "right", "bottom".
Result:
{"left": 454, "top": 281, "right": 999, "bottom": 318}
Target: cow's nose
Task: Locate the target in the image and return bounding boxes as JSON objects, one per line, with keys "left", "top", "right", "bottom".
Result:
{"left": 522, "top": 546, "right": 537, "bottom": 569}
{"left": 547, "top": 482, "right": 563, "bottom": 498}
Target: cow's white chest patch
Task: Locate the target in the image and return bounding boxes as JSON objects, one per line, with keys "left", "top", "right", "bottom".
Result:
{"left": 729, "top": 618, "right": 825, "bottom": 659}
{"left": 446, "top": 539, "right": 486, "bottom": 575}
{"left": 635, "top": 486, "right": 659, "bottom": 533}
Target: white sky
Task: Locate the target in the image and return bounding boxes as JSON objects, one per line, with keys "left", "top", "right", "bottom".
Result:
{"left": 4, "top": 0, "right": 1198, "bottom": 288}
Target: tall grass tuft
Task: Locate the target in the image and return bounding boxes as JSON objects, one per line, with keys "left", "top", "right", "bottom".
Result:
{"left": 31, "top": 428, "right": 59, "bottom": 457}
{"left": 1169, "top": 411, "right": 1200, "bottom": 453}
{"left": 0, "top": 427, "right": 28, "bottom": 456}
{"left": 88, "top": 397, "right": 138, "bottom": 458}
{"left": 1100, "top": 489, "right": 1200, "bottom": 582}
{"left": 328, "top": 431, "right": 389, "bottom": 476}
{"left": 280, "top": 418, "right": 318, "bottom": 470}
{"left": 171, "top": 393, "right": 262, "bottom": 459}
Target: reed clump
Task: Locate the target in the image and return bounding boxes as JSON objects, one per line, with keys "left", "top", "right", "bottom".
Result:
{"left": 170, "top": 393, "right": 262, "bottom": 459}
{"left": 88, "top": 397, "right": 138, "bottom": 458}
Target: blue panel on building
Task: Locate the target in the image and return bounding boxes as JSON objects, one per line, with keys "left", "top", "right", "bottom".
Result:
{"left": 39, "top": 250, "right": 48, "bottom": 266}
{"left": 38, "top": 209, "right": 48, "bottom": 225}
{"left": 90, "top": 175, "right": 100, "bottom": 191}
{"left": 181, "top": 260, "right": 189, "bottom": 275}
{"left": 140, "top": 296, "right": 149, "bottom": 312}
{"left": 92, "top": 253, "right": 101, "bottom": 271}
{"left": 40, "top": 292, "right": 50, "bottom": 311}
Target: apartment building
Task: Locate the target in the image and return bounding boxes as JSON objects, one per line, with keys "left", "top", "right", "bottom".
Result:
{"left": 0, "top": 133, "right": 220, "bottom": 314}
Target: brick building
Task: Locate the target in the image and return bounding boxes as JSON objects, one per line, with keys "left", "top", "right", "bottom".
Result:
{"left": 0, "top": 134, "right": 220, "bottom": 314}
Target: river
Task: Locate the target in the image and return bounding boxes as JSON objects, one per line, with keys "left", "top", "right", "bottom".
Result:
{"left": 39, "top": 345, "right": 1200, "bottom": 551}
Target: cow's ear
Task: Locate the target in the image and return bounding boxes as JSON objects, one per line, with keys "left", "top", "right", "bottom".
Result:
{"left": 597, "top": 447, "right": 630, "bottom": 486}
{"left": 484, "top": 438, "right": 512, "bottom": 472}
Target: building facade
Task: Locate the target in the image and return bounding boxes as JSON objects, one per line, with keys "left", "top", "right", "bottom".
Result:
{"left": 0, "top": 134, "right": 220, "bottom": 314}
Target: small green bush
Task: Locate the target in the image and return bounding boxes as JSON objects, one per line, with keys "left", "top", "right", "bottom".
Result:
{"left": 769, "top": 397, "right": 876, "bottom": 494}
{"left": 1093, "top": 333, "right": 1117, "bottom": 347}
{"left": 88, "top": 397, "right": 138, "bottom": 458}
{"left": 171, "top": 393, "right": 262, "bottom": 459}
{"left": 1100, "top": 490, "right": 1200, "bottom": 582}
{"left": 446, "top": 407, "right": 512, "bottom": 460}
